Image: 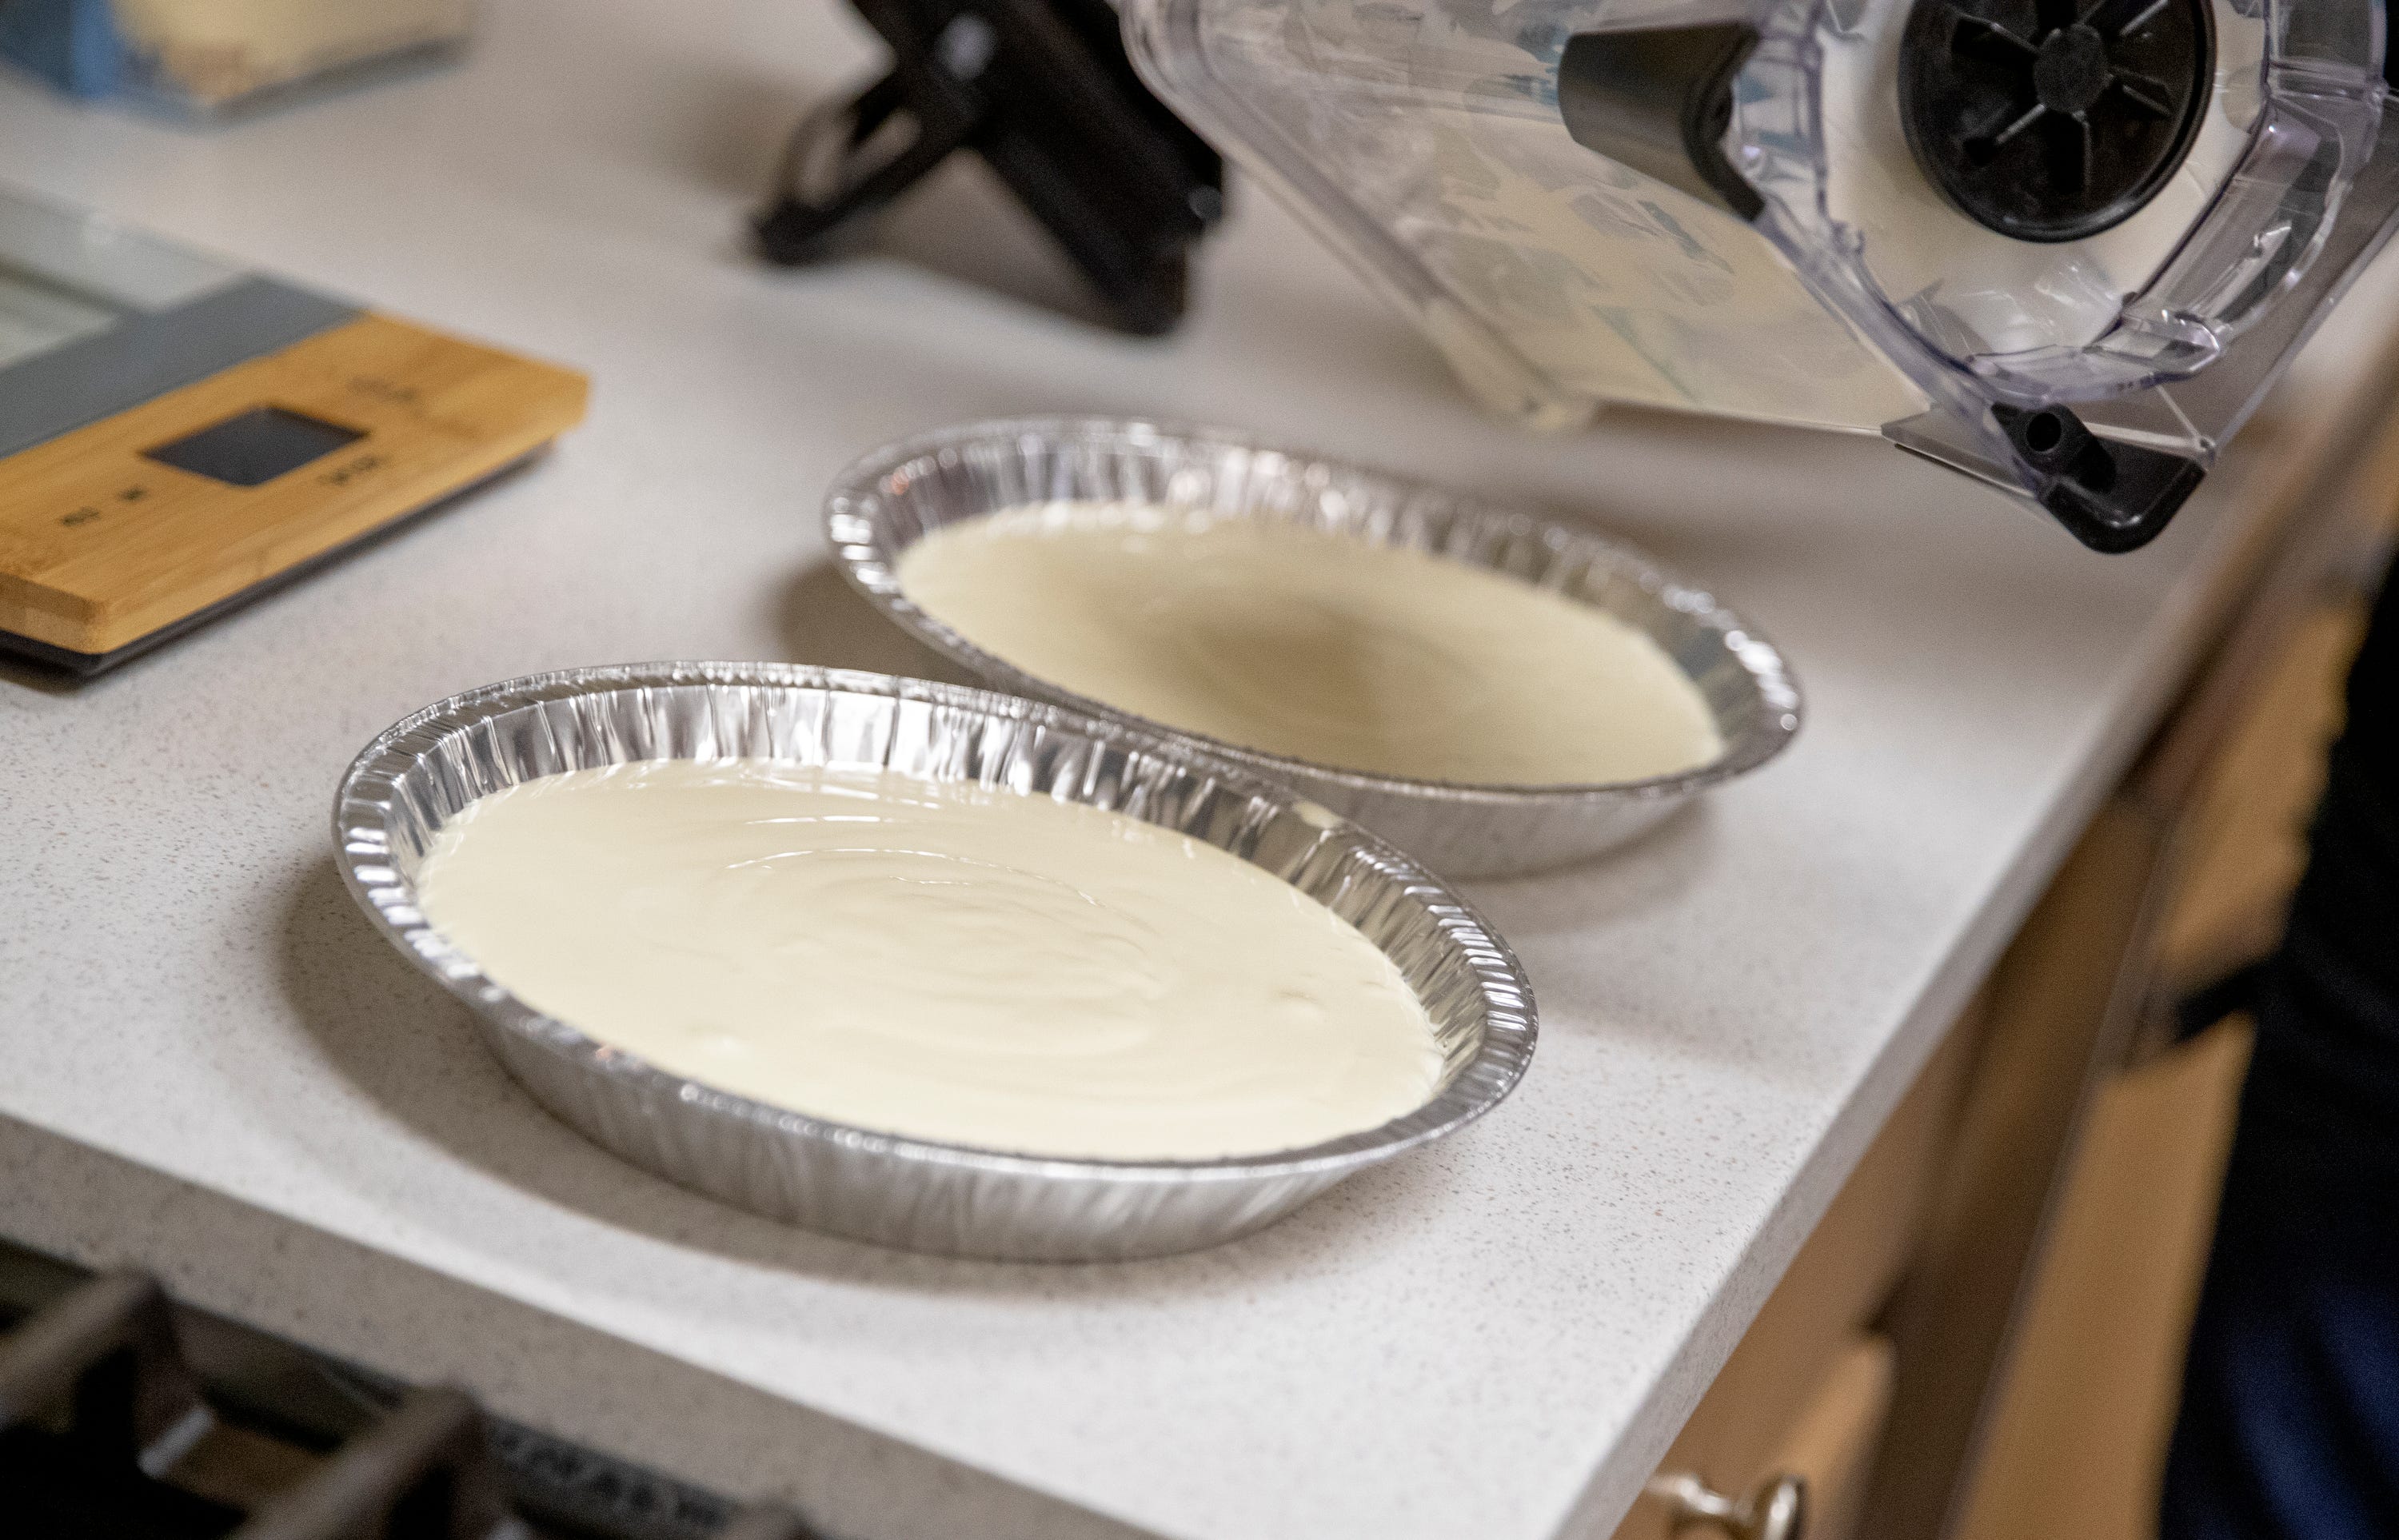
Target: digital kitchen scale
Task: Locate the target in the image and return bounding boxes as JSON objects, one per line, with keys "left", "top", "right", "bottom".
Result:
{"left": 0, "top": 185, "right": 587, "bottom": 676}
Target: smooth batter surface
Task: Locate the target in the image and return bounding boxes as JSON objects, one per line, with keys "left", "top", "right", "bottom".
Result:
{"left": 896, "top": 502, "right": 1725, "bottom": 785}
{"left": 413, "top": 760, "right": 1443, "bottom": 1160}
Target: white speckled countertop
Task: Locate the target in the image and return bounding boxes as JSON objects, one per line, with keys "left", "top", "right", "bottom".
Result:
{"left": 3, "top": 3, "right": 2396, "bottom": 1538}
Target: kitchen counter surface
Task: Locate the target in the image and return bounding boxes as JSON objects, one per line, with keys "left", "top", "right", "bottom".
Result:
{"left": 5, "top": 4, "right": 2397, "bottom": 1538}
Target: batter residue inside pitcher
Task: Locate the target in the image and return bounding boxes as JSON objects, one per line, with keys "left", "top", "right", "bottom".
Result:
{"left": 412, "top": 760, "right": 1443, "bottom": 1160}
{"left": 895, "top": 501, "right": 1724, "bottom": 784}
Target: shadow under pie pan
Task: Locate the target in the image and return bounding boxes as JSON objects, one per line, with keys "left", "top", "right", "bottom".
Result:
{"left": 826, "top": 417, "right": 1804, "bottom": 878}
{"left": 333, "top": 664, "right": 1537, "bottom": 1262}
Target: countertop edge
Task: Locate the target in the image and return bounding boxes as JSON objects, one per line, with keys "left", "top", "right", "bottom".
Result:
{"left": 0, "top": 1107, "right": 1174, "bottom": 1540}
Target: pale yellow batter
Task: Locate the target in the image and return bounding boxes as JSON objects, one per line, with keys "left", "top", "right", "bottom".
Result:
{"left": 413, "top": 760, "right": 1443, "bottom": 1160}
{"left": 896, "top": 502, "right": 1724, "bottom": 785}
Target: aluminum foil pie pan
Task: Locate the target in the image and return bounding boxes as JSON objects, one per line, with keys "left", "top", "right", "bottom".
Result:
{"left": 333, "top": 663, "right": 1536, "bottom": 1262}
{"left": 826, "top": 417, "right": 1802, "bottom": 878}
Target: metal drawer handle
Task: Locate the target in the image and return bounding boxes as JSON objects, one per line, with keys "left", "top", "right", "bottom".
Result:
{"left": 1651, "top": 1471, "right": 1808, "bottom": 1540}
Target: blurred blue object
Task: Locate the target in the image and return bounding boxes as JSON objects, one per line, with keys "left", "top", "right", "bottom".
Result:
{"left": 0, "top": 0, "right": 126, "bottom": 98}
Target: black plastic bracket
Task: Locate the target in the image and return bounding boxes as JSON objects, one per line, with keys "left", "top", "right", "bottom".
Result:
{"left": 1557, "top": 23, "right": 1766, "bottom": 221}
{"left": 1990, "top": 402, "right": 2205, "bottom": 552}
{"left": 754, "top": 0, "right": 1223, "bottom": 336}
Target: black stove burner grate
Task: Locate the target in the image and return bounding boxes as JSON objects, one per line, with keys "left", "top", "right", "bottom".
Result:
{"left": 0, "top": 1253, "right": 806, "bottom": 1540}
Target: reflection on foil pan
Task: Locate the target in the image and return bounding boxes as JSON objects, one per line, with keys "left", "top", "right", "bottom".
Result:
{"left": 333, "top": 664, "right": 1536, "bottom": 1261}
{"left": 827, "top": 417, "right": 1802, "bottom": 878}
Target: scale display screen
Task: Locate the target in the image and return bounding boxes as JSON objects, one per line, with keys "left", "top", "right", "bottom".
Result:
{"left": 144, "top": 406, "right": 365, "bottom": 487}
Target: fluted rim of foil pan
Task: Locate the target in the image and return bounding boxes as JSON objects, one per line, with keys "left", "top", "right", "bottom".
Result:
{"left": 824, "top": 417, "right": 1802, "bottom": 811}
{"left": 332, "top": 664, "right": 1535, "bottom": 1254}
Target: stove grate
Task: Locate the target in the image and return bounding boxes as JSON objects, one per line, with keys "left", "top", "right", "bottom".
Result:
{"left": 0, "top": 1250, "right": 808, "bottom": 1540}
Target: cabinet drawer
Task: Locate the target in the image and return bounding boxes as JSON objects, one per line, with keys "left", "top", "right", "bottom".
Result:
{"left": 1610, "top": 1014, "right": 1976, "bottom": 1540}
